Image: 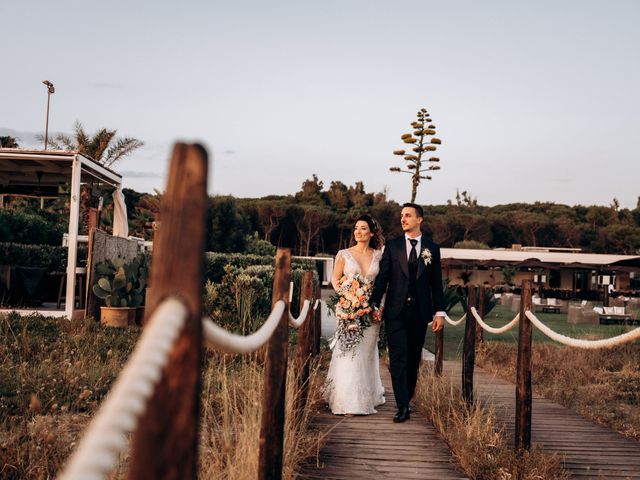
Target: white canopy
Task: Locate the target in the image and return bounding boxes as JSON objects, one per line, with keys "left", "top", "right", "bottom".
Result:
{"left": 0, "top": 149, "right": 123, "bottom": 319}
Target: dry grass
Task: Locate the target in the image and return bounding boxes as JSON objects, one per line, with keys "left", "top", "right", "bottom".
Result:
{"left": 414, "top": 365, "right": 568, "bottom": 480}
{"left": 477, "top": 341, "right": 640, "bottom": 440}
{"left": 198, "top": 353, "right": 324, "bottom": 479}
{"left": 0, "top": 313, "right": 324, "bottom": 479}
{"left": 0, "top": 313, "right": 138, "bottom": 479}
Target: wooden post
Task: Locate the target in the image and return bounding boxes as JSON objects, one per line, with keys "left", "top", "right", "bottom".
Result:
{"left": 434, "top": 325, "right": 444, "bottom": 376}
{"left": 515, "top": 279, "right": 533, "bottom": 451}
{"left": 294, "top": 272, "right": 314, "bottom": 412}
{"left": 128, "top": 144, "right": 208, "bottom": 479}
{"left": 258, "top": 248, "right": 291, "bottom": 480}
{"left": 462, "top": 285, "right": 477, "bottom": 404}
{"left": 476, "top": 285, "right": 485, "bottom": 344}
{"left": 313, "top": 284, "right": 322, "bottom": 355}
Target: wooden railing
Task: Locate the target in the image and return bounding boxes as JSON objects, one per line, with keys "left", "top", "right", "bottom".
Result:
{"left": 445, "top": 280, "right": 640, "bottom": 452}
{"left": 58, "top": 144, "right": 320, "bottom": 480}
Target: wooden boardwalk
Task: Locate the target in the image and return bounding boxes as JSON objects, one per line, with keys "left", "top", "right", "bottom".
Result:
{"left": 300, "top": 362, "right": 467, "bottom": 479}
{"left": 443, "top": 361, "right": 640, "bottom": 479}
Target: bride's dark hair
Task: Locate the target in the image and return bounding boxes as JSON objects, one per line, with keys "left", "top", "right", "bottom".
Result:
{"left": 350, "top": 214, "right": 384, "bottom": 249}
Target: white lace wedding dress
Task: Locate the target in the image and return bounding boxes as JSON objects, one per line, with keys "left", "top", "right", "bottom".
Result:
{"left": 324, "top": 248, "right": 385, "bottom": 415}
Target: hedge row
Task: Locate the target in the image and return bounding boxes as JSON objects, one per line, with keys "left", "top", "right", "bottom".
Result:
{"left": 0, "top": 243, "right": 88, "bottom": 271}
{"left": 204, "top": 252, "right": 317, "bottom": 284}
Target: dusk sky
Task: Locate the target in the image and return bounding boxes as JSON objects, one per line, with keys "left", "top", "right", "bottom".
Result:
{"left": 2, "top": 0, "right": 639, "bottom": 208}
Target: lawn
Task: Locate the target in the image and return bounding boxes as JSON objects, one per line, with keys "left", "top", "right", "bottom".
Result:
{"left": 425, "top": 303, "right": 637, "bottom": 360}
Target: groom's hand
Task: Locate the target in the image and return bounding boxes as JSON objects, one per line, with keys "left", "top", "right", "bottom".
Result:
{"left": 372, "top": 307, "right": 383, "bottom": 323}
{"left": 431, "top": 314, "right": 444, "bottom": 332}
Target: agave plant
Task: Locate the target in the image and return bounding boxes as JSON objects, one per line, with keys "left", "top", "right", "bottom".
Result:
{"left": 442, "top": 279, "right": 462, "bottom": 314}
{"left": 458, "top": 285, "right": 498, "bottom": 316}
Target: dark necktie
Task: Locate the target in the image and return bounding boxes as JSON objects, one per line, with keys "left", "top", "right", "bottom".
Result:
{"left": 409, "top": 238, "right": 418, "bottom": 279}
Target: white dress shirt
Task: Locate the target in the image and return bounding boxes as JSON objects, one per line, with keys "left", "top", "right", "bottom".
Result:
{"left": 405, "top": 234, "right": 445, "bottom": 318}
{"left": 404, "top": 233, "right": 422, "bottom": 259}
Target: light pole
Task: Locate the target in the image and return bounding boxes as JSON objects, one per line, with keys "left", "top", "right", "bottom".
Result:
{"left": 42, "top": 80, "right": 55, "bottom": 150}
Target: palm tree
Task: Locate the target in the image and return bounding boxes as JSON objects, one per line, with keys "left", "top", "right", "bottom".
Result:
{"left": 38, "top": 121, "right": 144, "bottom": 233}
{"left": 40, "top": 121, "right": 144, "bottom": 167}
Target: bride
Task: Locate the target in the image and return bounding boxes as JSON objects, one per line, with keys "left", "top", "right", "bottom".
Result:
{"left": 324, "top": 214, "right": 385, "bottom": 415}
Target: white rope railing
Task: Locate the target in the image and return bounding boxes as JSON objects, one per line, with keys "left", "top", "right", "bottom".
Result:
{"left": 313, "top": 299, "right": 321, "bottom": 311}
{"left": 58, "top": 297, "right": 188, "bottom": 480}
{"left": 202, "top": 301, "right": 286, "bottom": 354}
{"left": 61, "top": 292, "right": 315, "bottom": 479}
{"left": 471, "top": 307, "right": 520, "bottom": 334}
{"left": 524, "top": 310, "right": 640, "bottom": 349}
{"left": 444, "top": 312, "right": 466, "bottom": 326}
{"left": 288, "top": 299, "right": 311, "bottom": 328}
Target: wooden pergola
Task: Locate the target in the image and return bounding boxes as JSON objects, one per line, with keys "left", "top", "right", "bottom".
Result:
{"left": 0, "top": 148, "right": 123, "bottom": 319}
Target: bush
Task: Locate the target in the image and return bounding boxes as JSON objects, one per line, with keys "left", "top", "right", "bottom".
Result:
{"left": 453, "top": 240, "right": 490, "bottom": 250}
{"left": 0, "top": 243, "right": 88, "bottom": 271}
{"left": 0, "top": 209, "right": 67, "bottom": 245}
{"left": 245, "top": 232, "right": 276, "bottom": 256}
{"left": 203, "top": 261, "right": 319, "bottom": 333}
{"left": 204, "top": 252, "right": 316, "bottom": 283}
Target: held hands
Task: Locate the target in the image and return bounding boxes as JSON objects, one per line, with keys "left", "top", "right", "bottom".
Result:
{"left": 431, "top": 314, "right": 444, "bottom": 332}
{"left": 372, "top": 306, "right": 383, "bottom": 324}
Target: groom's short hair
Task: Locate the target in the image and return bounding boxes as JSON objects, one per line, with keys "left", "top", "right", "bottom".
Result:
{"left": 402, "top": 202, "right": 424, "bottom": 218}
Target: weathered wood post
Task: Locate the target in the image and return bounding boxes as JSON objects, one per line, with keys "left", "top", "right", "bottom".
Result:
{"left": 462, "top": 285, "right": 477, "bottom": 404}
{"left": 476, "top": 285, "right": 485, "bottom": 344}
{"left": 313, "top": 284, "right": 322, "bottom": 355}
{"left": 258, "top": 248, "right": 291, "bottom": 480}
{"left": 128, "top": 143, "right": 208, "bottom": 480}
{"left": 515, "top": 279, "right": 533, "bottom": 451}
{"left": 295, "top": 271, "right": 315, "bottom": 411}
{"left": 434, "top": 324, "right": 444, "bottom": 376}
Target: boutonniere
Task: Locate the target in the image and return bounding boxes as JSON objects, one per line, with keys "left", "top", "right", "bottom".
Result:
{"left": 421, "top": 247, "right": 432, "bottom": 266}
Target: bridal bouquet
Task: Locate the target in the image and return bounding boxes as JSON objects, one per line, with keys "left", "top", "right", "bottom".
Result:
{"left": 327, "top": 273, "right": 375, "bottom": 355}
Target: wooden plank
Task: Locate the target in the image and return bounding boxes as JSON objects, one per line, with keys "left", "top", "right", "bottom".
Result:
{"left": 443, "top": 361, "right": 640, "bottom": 478}
{"left": 128, "top": 143, "right": 208, "bottom": 479}
{"left": 301, "top": 361, "right": 468, "bottom": 479}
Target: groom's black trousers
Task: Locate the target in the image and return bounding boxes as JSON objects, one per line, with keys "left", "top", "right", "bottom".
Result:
{"left": 386, "top": 302, "right": 428, "bottom": 409}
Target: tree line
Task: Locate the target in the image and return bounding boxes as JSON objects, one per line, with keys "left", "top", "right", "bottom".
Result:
{"left": 3, "top": 176, "right": 639, "bottom": 257}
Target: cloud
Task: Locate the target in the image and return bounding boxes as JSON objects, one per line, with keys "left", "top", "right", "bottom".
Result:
{"left": 119, "top": 170, "right": 164, "bottom": 179}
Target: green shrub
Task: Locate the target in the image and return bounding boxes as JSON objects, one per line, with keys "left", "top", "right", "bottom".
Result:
{"left": 0, "top": 209, "right": 67, "bottom": 245}
{"left": 245, "top": 232, "right": 276, "bottom": 256}
{"left": 203, "top": 260, "right": 318, "bottom": 333}
{"left": 0, "top": 243, "right": 88, "bottom": 271}
{"left": 203, "top": 252, "right": 316, "bottom": 283}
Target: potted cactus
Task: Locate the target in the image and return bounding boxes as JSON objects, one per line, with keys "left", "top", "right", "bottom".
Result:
{"left": 93, "top": 256, "right": 146, "bottom": 327}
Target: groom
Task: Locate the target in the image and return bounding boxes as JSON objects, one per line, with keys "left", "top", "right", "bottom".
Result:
{"left": 370, "top": 203, "right": 445, "bottom": 423}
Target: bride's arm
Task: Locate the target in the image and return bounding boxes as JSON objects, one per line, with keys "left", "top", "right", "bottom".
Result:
{"left": 331, "top": 253, "right": 346, "bottom": 291}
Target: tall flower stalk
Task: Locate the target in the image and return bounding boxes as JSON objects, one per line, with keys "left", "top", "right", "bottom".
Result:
{"left": 390, "top": 107, "right": 442, "bottom": 202}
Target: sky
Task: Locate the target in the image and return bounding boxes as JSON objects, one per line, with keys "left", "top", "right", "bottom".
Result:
{"left": 2, "top": 0, "right": 639, "bottom": 208}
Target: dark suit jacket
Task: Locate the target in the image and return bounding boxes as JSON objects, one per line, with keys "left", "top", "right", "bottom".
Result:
{"left": 370, "top": 235, "right": 445, "bottom": 324}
